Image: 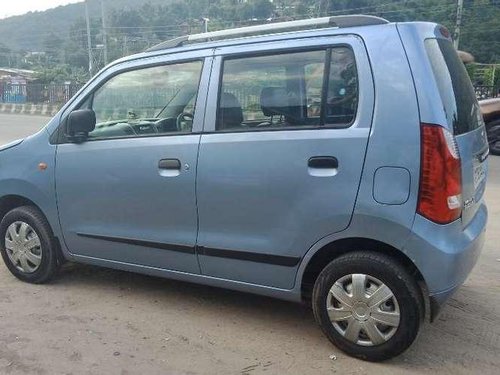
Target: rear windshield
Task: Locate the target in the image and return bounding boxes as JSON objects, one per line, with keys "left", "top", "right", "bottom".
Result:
{"left": 425, "top": 38, "right": 482, "bottom": 135}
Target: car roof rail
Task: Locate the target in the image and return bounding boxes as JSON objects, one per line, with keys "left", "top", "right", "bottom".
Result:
{"left": 146, "top": 15, "right": 389, "bottom": 52}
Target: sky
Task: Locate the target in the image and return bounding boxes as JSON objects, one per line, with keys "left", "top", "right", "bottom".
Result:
{"left": 0, "top": 0, "right": 82, "bottom": 19}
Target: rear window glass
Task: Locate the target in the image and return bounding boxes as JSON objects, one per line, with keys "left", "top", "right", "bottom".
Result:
{"left": 216, "top": 47, "right": 358, "bottom": 131}
{"left": 424, "top": 38, "right": 482, "bottom": 135}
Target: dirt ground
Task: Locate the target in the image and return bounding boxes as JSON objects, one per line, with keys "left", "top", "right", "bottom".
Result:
{"left": 0, "top": 114, "right": 499, "bottom": 374}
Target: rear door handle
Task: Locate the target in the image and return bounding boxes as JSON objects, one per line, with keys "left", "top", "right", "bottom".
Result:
{"left": 308, "top": 157, "right": 338, "bottom": 169}
{"left": 308, "top": 156, "right": 338, "bottom": 177}
{"left": 158, "top": 159, "right": 181, "bottom": 170}
{"left": 158, "top": 158, "right": 181, "bottom": 177}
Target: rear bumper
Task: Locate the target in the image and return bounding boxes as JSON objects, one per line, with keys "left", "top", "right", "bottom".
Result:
{"left": 429, "top": 285, "right": 460, "bottom": 321}
{"left": 403, "top": 202, "right": 487, "bottom": 320}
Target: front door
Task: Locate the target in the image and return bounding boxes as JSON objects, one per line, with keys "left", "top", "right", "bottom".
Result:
{"left": 55, "top": 57, "right": 209, "bottom": 273}
{"left": 196, "top": 36, "right": 374, "bottom": 289}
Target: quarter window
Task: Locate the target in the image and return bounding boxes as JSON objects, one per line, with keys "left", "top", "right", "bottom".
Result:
{"left": 216, "top": 47, "right": 357, "bottom": 131}
{"left": 79, "top": 60, "right": 203, "bottom": 140}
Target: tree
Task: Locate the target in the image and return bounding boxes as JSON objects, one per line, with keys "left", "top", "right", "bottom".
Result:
{"left": 43, "top": 32, "right": 65, "bottom": 64}
{"left": 0, "top": 43, "right": 11, "bottom": 67}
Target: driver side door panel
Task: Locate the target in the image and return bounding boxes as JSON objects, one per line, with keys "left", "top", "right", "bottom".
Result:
{"left": 56, "top": 135, "right": 201, "bottom": 272}
{"left": 55, "top": 55, "right": 212, "bottom": 273}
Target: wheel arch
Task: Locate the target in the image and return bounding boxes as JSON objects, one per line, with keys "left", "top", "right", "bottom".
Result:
{"left": 0, "top": 194, "right": 64, "bottom": 262}
{"left": 0, "top": 195, "right": 42, "bottom": 222}
{"left": 299, "top": 237, "right": 429, "bottom": 318}
{"left": 0, "top": 177, "right": 61, "bottom": 236}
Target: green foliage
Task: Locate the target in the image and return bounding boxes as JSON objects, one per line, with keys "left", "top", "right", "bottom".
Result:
{"left": 465, "top": 62, "right": 477, "bottom": 80}
{"left": 33, "top": 65, "right": 68, "bottom": 83}
{"left": 482, "top": 65, "right": 498, "bottom": 86}
{"left": 0, "top": 43, "right": 11, "bottom": 67}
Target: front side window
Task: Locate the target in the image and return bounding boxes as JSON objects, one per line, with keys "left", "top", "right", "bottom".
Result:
{"left": 80, "top": 60, "right": 203, "bottom": 140}
{"left": 216, "top": 47, "right": 358, "bottom": 131}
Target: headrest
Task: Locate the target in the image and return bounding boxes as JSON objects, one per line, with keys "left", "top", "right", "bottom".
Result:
{"left": 218, "top": 92, "right": 243, "bottom": 129}
{"left": 260, "top": 87, "right": 289, "bottom": 117}
{"left": 220, "top": 92, "right": 241, "bottom": 109}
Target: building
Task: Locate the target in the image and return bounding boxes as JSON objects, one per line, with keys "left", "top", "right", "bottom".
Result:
{"left": 0, "top": 67, "right": 35, "bottom": 103}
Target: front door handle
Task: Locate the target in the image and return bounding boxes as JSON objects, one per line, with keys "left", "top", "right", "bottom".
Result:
{"left": 158, "top": 158, "right": 181, "bottom": 177}
{"left": 308, "top": 156, "right": 338, "bottom": 177}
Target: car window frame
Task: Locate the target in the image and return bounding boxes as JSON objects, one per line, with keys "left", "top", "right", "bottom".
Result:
{"left": 211, "top": 43, "right": 359, "bottom": 134}
{"left": 51, "top": 55, "right": 211, "bottom": 144}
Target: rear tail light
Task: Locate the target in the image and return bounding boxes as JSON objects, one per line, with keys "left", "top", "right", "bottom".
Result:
{"left": 417, "top": 123, "right": 462, "bottom": 224}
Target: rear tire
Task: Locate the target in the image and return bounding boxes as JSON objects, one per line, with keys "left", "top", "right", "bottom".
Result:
{"left": 312, "top": 251, "right": 423, "bottom": 361}
{"left": 0, "top": 206, "right": 60, "bottom": 283}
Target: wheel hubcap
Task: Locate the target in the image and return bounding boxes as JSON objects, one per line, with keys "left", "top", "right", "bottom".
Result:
{"left": 4, "top": 221, "right": 42, "bottom": 273}
{"left": 326, "top": 274, "right": 400, "bottom": 346}
{"left": 352, "top": 302, "right": 370, "bottom": 321}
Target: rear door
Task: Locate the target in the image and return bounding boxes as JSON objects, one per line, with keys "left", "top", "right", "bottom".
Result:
{"left": 424, "top": 37, "right": 489, "bottom": 226}
{"left": 195, "top": 35, "right": 374, "bottom": 289}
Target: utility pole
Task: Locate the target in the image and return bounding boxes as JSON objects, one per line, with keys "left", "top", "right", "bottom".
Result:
{"left": 318, "top": 0, "right": 329, "bottom": 17}
{"left": 202, "top": 17, "right": 210, "bottom": 33}
{"left": 123, "top": 35, "right": 129, "bottom": 56}
{"left": 101, "top": 0, "right": 108, "bottom": 65}
{"left": 454, "top": 0, "right": 464, "bottom": 49}
{"left": 85, "top": 0, "right": 93, "bottom": 76}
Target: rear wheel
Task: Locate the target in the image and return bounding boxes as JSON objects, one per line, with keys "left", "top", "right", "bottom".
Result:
{"left": 0, "top": 206, "right": 60, "bottom": 283}
{"left": 312, "top": 251, "right": 423, "bottom": 361}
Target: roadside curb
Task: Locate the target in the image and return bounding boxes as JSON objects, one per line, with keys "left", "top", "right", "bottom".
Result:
{"left": 0, "top": 103, "right": 60, "bottom": 117}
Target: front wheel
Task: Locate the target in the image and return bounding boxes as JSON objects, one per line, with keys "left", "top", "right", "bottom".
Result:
{"left": 0, "top": 206, "right": 60, "bottom": 284}
{"left": 312, "top": 251, "right": 423, "bottom": 361}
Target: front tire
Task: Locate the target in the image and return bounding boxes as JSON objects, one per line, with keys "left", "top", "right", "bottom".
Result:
{"left": 312, "top": 251, "right": 423, "bottom": 361}
{"left": 0, "top": 206, "right": 60, "bottom": 283}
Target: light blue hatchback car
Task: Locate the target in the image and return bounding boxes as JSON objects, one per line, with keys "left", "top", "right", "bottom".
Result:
{"left": 0, "top": 15, "right": 488, "bottom": 361}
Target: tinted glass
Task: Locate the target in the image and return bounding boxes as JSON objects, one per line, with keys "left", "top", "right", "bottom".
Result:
{"left": 327, "top": 47, "right": 358, "bottom": 125}
{"left": 425, "top": 38, "right": 482, "bottom": 135}
{"left": 217, "top": 47, "right": 357, "bottom": 131}
{"left": 305, "top": 62, "right": 324, "bottom": 119}
{"left": 85, "top": 60, "right": 202, "bottom": 139}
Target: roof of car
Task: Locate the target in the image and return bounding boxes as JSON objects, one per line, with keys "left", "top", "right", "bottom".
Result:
{"left": 147, "top": 15, "right": 389, "bottom": 52}
{"left": 111, "top": 15, "right": 393, "bottom": 66}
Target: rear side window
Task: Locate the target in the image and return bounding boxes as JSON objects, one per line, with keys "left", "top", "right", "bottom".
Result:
{"left": 216, "top": 47, "right": 358, "bottom": 131}
{"left": 425, "top": 38, "right": 482, "bottom": 135}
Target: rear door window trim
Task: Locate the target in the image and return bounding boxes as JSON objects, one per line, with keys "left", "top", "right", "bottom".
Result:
{"left": 212, "top": 43, "right": 359, "bottom": 133}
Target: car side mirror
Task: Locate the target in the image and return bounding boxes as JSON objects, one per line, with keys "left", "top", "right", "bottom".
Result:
{"left": 67, "top": 109, "right": 96, "bottom": 142}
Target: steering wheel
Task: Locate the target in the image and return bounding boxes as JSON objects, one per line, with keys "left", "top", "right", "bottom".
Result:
{"left": 176, "top": 112, "right": 194, "bottom": 131}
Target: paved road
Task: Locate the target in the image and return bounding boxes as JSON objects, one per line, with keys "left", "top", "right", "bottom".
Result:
{"left": 0, "top": 113, "right": 50, "bottom": 144}
{"left": 0, "top": 114, "right": 499, "bottom": 374}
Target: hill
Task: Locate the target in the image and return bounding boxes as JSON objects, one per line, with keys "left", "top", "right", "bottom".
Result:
{"left": 0, "top": 0, "right": 172, "bottom": 51}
